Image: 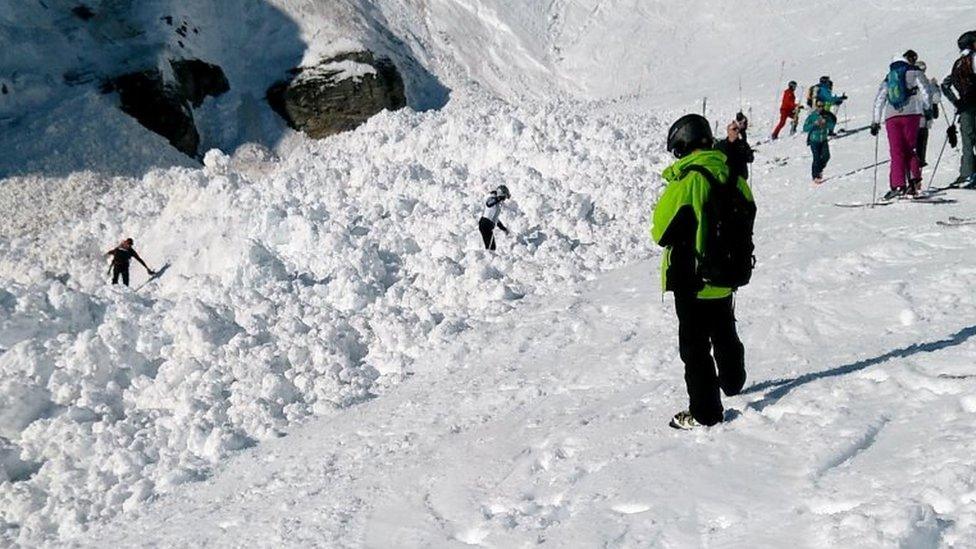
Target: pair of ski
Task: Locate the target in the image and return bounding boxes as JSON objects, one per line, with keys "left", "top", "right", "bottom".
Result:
{"left": 937, "top": 216, "right": 976, "bottom": 227}
{"left": 834, "top": 189, "right": 956, "bottom": 208}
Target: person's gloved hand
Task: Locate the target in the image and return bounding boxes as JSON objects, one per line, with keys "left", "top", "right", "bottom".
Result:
{"left": 924, "top": 108, "right": 934, "bottom": 121}
{"left": 870, "top": 123, "right": 880, "bottom": 136}
{"left": 932, "top": 103, "right": 940, "bottom": 119}
{"left": 948, "top": 124, "right": 958, "bottom": 148}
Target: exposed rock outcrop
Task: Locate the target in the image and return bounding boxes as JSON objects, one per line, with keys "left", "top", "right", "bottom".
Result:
{"left": 105, "top": 59, "right": 229, "bottom": 158}
{"left": 266, "top": 51, "right": 406, "bottom": 139}
{"left": 171, "top": 59, "right": 229, "bottom": 108}
{"left": 108, "top": 70, "right": 199, "bottom": 157}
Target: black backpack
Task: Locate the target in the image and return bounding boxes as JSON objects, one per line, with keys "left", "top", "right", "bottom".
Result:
{"left": 682, "top": 165, "right": 757, "bottom": 288}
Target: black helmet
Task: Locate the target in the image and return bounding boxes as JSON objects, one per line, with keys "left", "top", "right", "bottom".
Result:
{"left": 666, "top": 114, "right": 713, "bottom": 158}
{"left": 903, "top": 49, "right": 918, "bottom": 63}
{"left": 495, "top": 184, "right": 511, "bottom": 199}
{"left": 959, "top": 30, "right": 976, "bottom": 51}
{"left": 819, "top": 75, "right": 830, "bottom": 84}
{"left": 788, "top": 80, "right": 797, "bottom": 88}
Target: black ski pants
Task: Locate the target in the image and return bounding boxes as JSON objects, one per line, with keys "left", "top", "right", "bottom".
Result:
{"left": 810, "top": 141, "right": 830, "bottom": 179}
{"left": 916, "top": 126, "right": 929, "bottom": 166}
{"left": 674, "top": 293, "right": 746, "bottom": 426}
{"left": 479, "top": 217, "right": 496, "bottom": 250}
{"left": 112, "top": 266, "right": 130, "bottom": 286}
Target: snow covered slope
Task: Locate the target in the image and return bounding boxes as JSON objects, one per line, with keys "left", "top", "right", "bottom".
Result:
{"left": 81, "top": 129, "right": 976, "bottom": 546}
{"left": 2, "top": 0, "right": 976, "bottom": 545}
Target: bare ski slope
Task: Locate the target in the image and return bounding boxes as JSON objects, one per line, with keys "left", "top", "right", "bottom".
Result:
{"left": 83, "top": 125, "right": 976, "bottom": 546}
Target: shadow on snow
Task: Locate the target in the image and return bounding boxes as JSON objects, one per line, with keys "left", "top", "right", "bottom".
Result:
{"left": 744, "top": 325, "right": 976, "bottom": 411}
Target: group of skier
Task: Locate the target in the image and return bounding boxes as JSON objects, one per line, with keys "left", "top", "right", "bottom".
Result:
{"left": 653, "top": 31, "right": 976, "bottom": 429}
{"left": 771, "top": 32, "right": 976, "bottom": 198}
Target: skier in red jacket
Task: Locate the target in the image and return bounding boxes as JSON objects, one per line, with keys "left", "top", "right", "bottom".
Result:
{"left": 771, "top": 81, "right": 798, "bottom": 139}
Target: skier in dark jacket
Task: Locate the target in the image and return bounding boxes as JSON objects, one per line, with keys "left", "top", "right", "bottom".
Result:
{"left": 942, "top": 30, "right": 976, "bottom": 188}
{"left": 715, "top": 112, "right": 755, "bottom": 183}
{"left": 651, "top": 114, "right": 754, "bottom": 430}
{"left": 479, "top": 185, "right": 511, "bottom": 250}
{"left": 106, "top": 238, "right": 154, "bottom": 286}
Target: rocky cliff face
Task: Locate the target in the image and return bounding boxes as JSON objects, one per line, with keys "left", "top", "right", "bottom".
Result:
{"left": 266, "top": 51, "right": 406, "bottom": 139}
{"left": 104, "top": 60, "right": 229, "bottom": 158}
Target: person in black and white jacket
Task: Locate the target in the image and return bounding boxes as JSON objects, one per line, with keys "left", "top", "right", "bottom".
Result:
{"left": 478, "top": 185, "right": 510, "bottom": 250}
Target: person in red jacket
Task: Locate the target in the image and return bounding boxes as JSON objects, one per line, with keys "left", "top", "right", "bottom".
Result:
{"left": 771, "top": 81, "right": 798, "bottom": 139}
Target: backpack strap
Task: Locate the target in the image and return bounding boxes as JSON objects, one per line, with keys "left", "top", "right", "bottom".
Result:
{"left": 680, "top": 164, "right": 726, "bottom": 187}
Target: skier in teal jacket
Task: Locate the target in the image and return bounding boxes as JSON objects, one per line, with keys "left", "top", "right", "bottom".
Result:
{"left": 804, "top": 101, "right": 837, "bottom": 184}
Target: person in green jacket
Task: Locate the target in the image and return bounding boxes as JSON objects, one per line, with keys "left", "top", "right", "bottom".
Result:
{"left": 651, "top": 114, "right": 754, "bottom": 430}
{"left": 803, "top": 100, "right": 837, "bottom": 185}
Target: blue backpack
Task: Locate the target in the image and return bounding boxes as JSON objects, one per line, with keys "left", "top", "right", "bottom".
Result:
{"left": 886, "top": 61, "right": 915, "bottom": 110}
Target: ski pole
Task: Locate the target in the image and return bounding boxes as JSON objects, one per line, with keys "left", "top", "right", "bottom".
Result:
{"left": 870, "top": 133, "right": 880, "bottom": 208}
{"left": 938, "top": 98, "right": 951, "bottom": 129}
{"left": 738, "top": 76, "right": 743, "bottom": 110}
{"left": 821, "top": 159, "right": 889, "bottom": 183}
{"left": 926, "top": 113, "right": 958, "bottom": 191}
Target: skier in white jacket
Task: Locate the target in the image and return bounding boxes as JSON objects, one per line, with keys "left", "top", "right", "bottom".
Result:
{"left": 478, "top": 185, "right": 511, "bottom": 250}
{"left": 914, "top": 61, "right": 941, "bottom": 167}
{"left": 870, "top": 49, "right": 933, "bottom": 198}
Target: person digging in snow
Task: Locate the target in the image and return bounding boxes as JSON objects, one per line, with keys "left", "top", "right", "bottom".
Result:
{"left": 716, "top": 112, "right": 755, "bottom": 183}
{"left": 771, "top": 81, "right": 799, "bottom": 140}
{"left": 651, "top": 114, "right": 756, "bottom": 430}
{"left": 106, "top": 238, "right": 155, "bottom": 286}
{"left": 479, "top": 185, "right": 511, "bottom": 250}
{"left": 870, "top": 49, "right": 933, "bottom": 199}
{"left": 803, "top": 100, "right": 837, "bottom": 185}
{"left": 941, "top": 30, "right": 976, "bottom": 188}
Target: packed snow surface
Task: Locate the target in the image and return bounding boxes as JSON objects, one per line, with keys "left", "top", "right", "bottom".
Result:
{"left": 2, "top": 0, "right": 976, "bottom": 546}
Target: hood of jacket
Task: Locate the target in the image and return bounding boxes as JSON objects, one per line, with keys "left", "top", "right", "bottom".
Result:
{"left": 662, "top": 148, "right": 731, "bottom": 185}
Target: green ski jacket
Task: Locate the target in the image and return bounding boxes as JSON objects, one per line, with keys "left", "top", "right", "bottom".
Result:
{"left": 650, "top": 149, "right": 755, "bottom": 299}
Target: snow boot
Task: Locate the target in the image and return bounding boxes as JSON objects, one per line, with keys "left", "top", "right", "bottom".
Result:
{"left": 907, "top": 178, "right": 922, "bottom": 195}
{"left": 882, "top": 188, "right": 904, "bottom": 201}
{"left": 669, "top": 410, "right": 704, "bottom": 430}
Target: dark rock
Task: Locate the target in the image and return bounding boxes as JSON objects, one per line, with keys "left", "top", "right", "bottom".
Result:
{"left": 71, "top": 5, "right": 95, "bottom": 21}
{"left": 107, "top": 70, "right": 199, "bottom": 157}
{"left": 266, "top": 51, "right": 406, "bottom": 139}
{"left": 170, "top": 59, "right": 229, "bottom": 108}
{"left": 105, "top": 58, "right": 228, "bottom": 158}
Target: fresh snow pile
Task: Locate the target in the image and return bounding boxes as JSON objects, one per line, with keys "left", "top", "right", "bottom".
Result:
{"left": 0, "top": 91, "right": 664, "bottom": 542}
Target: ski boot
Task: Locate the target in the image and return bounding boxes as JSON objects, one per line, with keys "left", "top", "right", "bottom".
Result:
{"left": 882, "top": 187, "right": 904, "bottom": 201}
{"left": 669, "top": 410, "right": 703, "bottom": 430}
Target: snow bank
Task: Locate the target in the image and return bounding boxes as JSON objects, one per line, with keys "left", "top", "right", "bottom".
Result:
{"left": 0, "top": 91, "right": 664, "bottom": 542}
